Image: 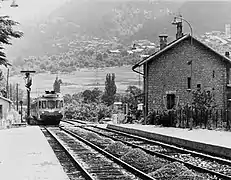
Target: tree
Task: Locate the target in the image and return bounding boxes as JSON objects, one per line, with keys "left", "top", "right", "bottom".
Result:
{"left": 192, "top": 89, "right": 215, "bottom": 110}
{"left": 53, "top": 77, "right": 62, "bottom": 93}
{"left": 82, "top": 89, "right": 92, "bottom": 103}
{"left": 123, "top": 86, "right": 142, "bottom": 116}
{"left": 82, "top": 88, "right": 102, "bottom": 103}
{"left": 0, "top": 16, "right": 23, "bottom": 66}
{"left": 102, "top": 73, "right": 117, "bottom": 106}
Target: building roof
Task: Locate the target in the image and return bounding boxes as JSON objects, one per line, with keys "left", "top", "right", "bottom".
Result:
{"left": 0, "top": 96, "right": 12, "bottom": 103}
{"left": 132, "top": 34, "right": 231, "bottom": 69}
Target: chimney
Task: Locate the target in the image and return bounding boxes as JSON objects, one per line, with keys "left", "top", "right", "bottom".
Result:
{"left": 172, "top": 16, "right": 183, "bottom": 39}
{"left": 225, "top": 51, "right": 230, "bottom": 58}
{"left": 176, "top": 22, "right": 183, "bottom": 39}
{"left": 159, "top": 34, "right": 168, "bottom": 50}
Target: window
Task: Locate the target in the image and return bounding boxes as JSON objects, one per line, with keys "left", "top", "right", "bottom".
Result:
{"left": 213, "top": 70, "right": 215, "bottom": 78}
{"left": 187, "top": 77, "right": 191, "bottom": 89}
{"left": 39, "top": 101, "right": 41, "bottom": 109}
{"left": 56, "top": 100, "right": 63, "bottom": 108}
{"left": 47, "top": 100, "right": 56, "bottom": 109}
{"left": 42, "top": 101, "right": 47, "bottom": 109}
{"left": 56, "top": 100, "right": 59, "bottom": 108}
{"left": 197, "top": 84, "right": 201, "bottom": 89}
{"left": 167, "top": 94, "right": 176, "bottom": 109}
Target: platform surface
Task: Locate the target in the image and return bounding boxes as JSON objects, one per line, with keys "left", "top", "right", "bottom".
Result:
{"left": 108, "top": 124, "right": 231, "bottom": 148}
{"left": 0, "top": 126, "right": 69, "bottom": 180}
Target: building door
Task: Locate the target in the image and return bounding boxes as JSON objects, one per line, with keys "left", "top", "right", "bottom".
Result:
{"left": 167, "top": 94, "right": 176, "bottom": 109}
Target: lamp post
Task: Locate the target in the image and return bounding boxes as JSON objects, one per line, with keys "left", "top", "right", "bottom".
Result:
{"left": 0, "top": 0, "right": 19, "bottom": 8}
{"left": 172, "top": 15, "right": 194, "bottom": 129}
{"left": 21, "top": 70, "right": 36, "bottom": 124}
{"left": 171, "top": 15, "right": 193, "bottom": 45}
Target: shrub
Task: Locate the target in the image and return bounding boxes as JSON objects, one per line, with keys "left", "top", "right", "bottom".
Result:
{"left": 121, "top": 148, "right": 167, "bottom": 173}
{"left": 105, "top": 141, "right": 131, "bottom": 157}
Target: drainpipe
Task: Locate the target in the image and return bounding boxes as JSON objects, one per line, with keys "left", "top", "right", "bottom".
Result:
{"left": 132, "top": 64, "right": 144, "bottom": 76}
{"left": 132, "top": 62, "right": 148, "bottom": 124}
{"left": 144, "top": 62, "right": 148, "bottom": 125}
{"left": 132, "top": 63, "right": 146, "bottom": 124}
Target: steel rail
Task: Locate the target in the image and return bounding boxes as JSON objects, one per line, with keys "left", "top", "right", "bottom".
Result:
{"left": 59, "top": 126, "right": 156, "bottom": 180}
{"left": 62, "top": 122, "right": 231, "bottom": 180}
{"left": 62, "top": 119, "right": 231, "bottom": 164}
{"left": 62, "top": 119, "right": 231, "bottom": 178}
{"left": 43, "top": 127, "right": 95, "bottom": 180}
{"left": 94, "top": 125, "right": 231, "bottom": 164}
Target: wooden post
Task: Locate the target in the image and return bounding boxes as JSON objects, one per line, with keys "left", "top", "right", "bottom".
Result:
{"left": 16, "top": 83, "right": 18, "bottom": 111}
{"left": 6, "top": 68, "right": 9, "bottom": 98}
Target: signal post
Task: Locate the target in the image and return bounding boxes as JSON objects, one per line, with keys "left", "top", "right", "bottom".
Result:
{"left": 21, "top": 70, "right": 36, "bottom": 124}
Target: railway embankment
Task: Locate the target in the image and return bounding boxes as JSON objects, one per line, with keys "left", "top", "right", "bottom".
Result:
{"left": 107, "top": 124, "right": 231, "bottom": 160}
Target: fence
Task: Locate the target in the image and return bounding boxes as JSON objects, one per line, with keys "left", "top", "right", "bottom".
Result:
{"left": 147, "top": 108, "right": 231, "bottom": 130}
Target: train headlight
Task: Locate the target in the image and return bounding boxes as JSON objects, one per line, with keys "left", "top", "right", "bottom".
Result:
{"left": 59, "top": 111, "right": 62, "bottom": 113}
{"left": 41, "top": 111, "right": 45, "bottom": 114}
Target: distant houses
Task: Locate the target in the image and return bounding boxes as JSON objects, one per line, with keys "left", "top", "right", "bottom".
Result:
{"left": 108, "top": 40, "right": 156, "bottom": 56}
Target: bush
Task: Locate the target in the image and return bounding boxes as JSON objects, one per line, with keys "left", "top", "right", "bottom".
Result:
{"left": 105, "top": 141, "right": 131, "bottom": 157}
{"left": 148, "top": 162, "right": 190, "bottom": 179}
{"left": 121, "top": 148, "right": 167, "bottom": 173}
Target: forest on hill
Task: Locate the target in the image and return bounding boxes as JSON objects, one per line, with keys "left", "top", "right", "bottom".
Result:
{"left": 7, "top": 0, "right": 231, "bottom": 75}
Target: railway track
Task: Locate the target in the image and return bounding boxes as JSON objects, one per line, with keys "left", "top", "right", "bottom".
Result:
{"left": 61, "top": 119, "right": 231, "bottom": 179}
{"left": 41, "top": 126, "right": 95, "bottom": 180}
{"left": 42, "top": 125, "right": 155, "bottom": 180}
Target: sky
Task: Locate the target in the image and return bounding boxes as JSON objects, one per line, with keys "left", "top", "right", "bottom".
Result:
{"left": 0, "top": 0, "right": 69, "bottom": 23}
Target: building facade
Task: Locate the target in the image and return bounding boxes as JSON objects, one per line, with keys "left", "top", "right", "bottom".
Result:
{"left": 133, "top": 34, "right": 231, "bottom": 117}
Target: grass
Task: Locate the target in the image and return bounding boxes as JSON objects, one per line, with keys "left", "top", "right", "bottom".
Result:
{"left": 9, "top": 66, "right": 143, "bottom": 98}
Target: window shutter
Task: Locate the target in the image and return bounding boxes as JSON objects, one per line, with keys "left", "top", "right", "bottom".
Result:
{"left": 175, "top": 96, "right": 179, "bottom": 108}
{"left": 163, "top": 95, "right": 167, "bottom": 108}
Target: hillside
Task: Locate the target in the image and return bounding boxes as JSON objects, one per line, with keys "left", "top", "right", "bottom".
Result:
{"left": 7, "top": 0, "right": 182, "bottom": 58}
{"left": 6, "top": 0, "right": 231, "bottom": 75}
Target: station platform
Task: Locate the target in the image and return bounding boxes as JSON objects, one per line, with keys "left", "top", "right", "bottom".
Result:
{"left": 0, "top": 126, "right": 69, "bottom": 180}
{"left": 107, "top": 124, "right": 231, "bottom": 159}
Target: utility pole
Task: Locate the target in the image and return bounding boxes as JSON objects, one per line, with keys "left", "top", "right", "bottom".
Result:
{"left": 21, "top": 70, "right": 36, "bottom": 124}
{"left": 16, "top": 83, "right": 18, "bottom": 111}
{"left": 19, "top": 100, "right": 23, "bottom": 123}
{"left": 6, "top": 68, "right": 9, "bottom": 98}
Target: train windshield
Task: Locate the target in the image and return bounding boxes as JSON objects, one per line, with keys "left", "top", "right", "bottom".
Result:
{"left": 56, "top": 100, "right": 63, "bottom": 108}
{"left": 42, "top": 101, "right": 47, "bottom": 109}
{"left": 47, "top": 100, "right": 56, "bottom": 109}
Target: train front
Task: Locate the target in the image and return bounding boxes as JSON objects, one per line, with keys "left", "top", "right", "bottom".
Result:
{"left": 38, "top": 92, "right": 64, "bottom": 125}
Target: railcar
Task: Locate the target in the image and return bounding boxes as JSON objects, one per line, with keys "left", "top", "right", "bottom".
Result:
{"left": 31, "top": 91, "right": 64, "bottom": 125}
